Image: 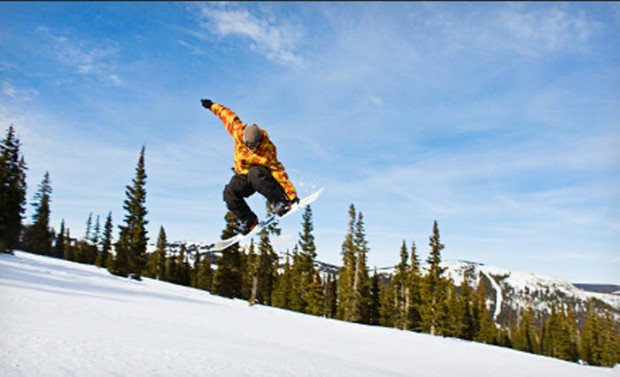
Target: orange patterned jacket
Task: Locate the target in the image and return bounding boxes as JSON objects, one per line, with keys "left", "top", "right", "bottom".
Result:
{"left": 209, "top": 103, "right": 297, "bottom": 201}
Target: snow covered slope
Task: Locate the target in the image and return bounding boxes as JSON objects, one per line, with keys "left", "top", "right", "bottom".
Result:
{"left": 1, "top": 251, "right": 617, "bottom": 377}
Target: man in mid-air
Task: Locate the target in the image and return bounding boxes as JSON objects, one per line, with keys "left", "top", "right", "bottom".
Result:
{"left": 201, "top": 99, "right": 299, "bottom": 235}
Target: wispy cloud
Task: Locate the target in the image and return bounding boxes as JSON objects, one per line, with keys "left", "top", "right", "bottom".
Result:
{"left": 415, "top": 4, "right": 600, "bottom": 58}
{"left": 37, "top": 26, "right": 122, "bottom": 86}
{"left": 175, "top": 39, "right": 206, "bottom": 55}
{"left": 1, "top": 81, "right": 38, "bottom": 101}
{"left": 498, "top": 6, "right": 599, "bottom": 56}
{"left": 196, "top": 3, "right": 304, "bottom": 67}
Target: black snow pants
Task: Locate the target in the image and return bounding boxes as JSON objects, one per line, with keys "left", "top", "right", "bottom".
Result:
{"left": 223, "top": 165, "right": 286, "bottom": 223}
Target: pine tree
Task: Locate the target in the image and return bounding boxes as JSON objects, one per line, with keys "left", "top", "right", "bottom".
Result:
{"left": 289, "top": 205, "right": 318, "bottom": 313}
{"left": 248, "top": 204, "right": 281, "bottom": 306}
{"left": 288, "top": 245, "right": 305, "bottom": 312}
{"left": 408, "top": 242, "right": 423, "bottom": 331}
{"left": 580, "top": 301, "right": 601, "bottom": 365}
{"left": 246, "top": 239, "right": 258, "bottom": 301}
{"left": 420, "top": 221, "right": 449, "bottom": 335}
{"left": 337, "top": 204, "right": 357, "bottom": 321}
{"left": 392, "top": 240, "right": 410, "bottom": 330}
{"left": 146, "top": 226, "right": 167, "bottom": 280}
{"left": 305, "top": 270, "right": 325, "bottom": 316}
{"left": 379, "top": 277, "right": 394, "bottom": 327}
{"left": 599, "top": 312, "right": 620, "bottom": 366}
{"left": 579, "top": 301, "right": 619, "bottom": 366}
{"left": 446, "top": 283, "right": 463, "bottom": 338}
{"left": 542, "top": 304, "right": 562, "bottom": 359}
{"left": 323, "top": 272, "right": 338, "bottom": 319}
{"left": 457, "top": 277, "right": 475, "bottom": 340}
{"left": 53, "top": 220, "right": 66, "bottom": 259}
{"left": 176, "top": 244, "right": 191, "bottom": 286}
{"left": 91, "top": 215, "right": 101, "bottom": 245}
{"left": 75, "top": 213, "right": 97, "bottom": 264}
{"left": 272, "top": 252, "right": 293, "bottom": 310}
{"left": 194, "top": 251, "right": 213, "bottom": 292}
{"left": 256, "top": 227, "right": 279, "bottom": 305}
{"left": 85, "top": 213, "right": 93, "bottom": 242}
{"left": 112, "top": 147, "right": 148, "bottom": 278}
{"left": 0, "top": 126, "right": 27, "bottom": 253}
{"left": 563, "top": 306, "right": 580, "bottom": 362}
{"left": 352, "top": 211, "right": 371, "bottom": 323}
{"left": 23, "top": 172, "right": 52, "bottom": 255}
{"left": 64, "top": 228, "right": 74, "bottom": 261}
{"left": 470, "top": 283, "right": 498, "bottom": 344}
{"left": 368, "top": 269, "right": 381, "bottom": 325}
{"left": 515, "top": 305, "right": 540, "bottom": 354}
{"left": 543, "top": 304, "right": 580, "bottom": 362}
{"left": 476, "top": 300, "right": 498, "bottom": 344}
{"left": 96, "top": 212, "right": 113, "bottom": 268}
{"left": 213, "top": 211, "right": 244, "bottom": 298}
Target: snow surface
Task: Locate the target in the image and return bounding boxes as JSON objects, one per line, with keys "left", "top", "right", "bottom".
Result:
{"left": 1, "top": 251, "right": 618, "bottom": 377}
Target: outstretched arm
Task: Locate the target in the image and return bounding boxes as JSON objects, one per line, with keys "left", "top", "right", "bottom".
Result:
{"left": 201, "top": 98, "right": 243, "bottom": 138}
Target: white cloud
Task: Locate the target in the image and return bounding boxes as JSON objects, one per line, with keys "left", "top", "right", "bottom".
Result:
{"left": 1, "top": 81, "right": 38, "bottom": 101}
{"left": 2, "top": 82, "right": 17, "bottom": 98}
{"left": 498, "top": 6, "right": 598, "bottom": 56}
{"left": 412, "top": 4, "right": 600, "bottom": 58}
{"left": 36, "top": 26, "right": 122, "bottom": 86}
{"left": 175, "top": 39, "right": 206, "bottom": 55}
{"left": 197, "top": 4, "right": 303, "bottom": 67}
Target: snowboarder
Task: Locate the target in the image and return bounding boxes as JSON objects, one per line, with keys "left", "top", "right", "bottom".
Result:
{"left": 201, "top": 99, "right": 299, "bottom": 235}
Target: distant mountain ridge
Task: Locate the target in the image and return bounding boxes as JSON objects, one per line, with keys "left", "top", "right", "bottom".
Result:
{"left": 373, "top": 259, "right": 620, "bottom": 326}
{"left": 310, "top": 257, "right": 619, "bottom": 326}
{"left": 573, "top": 284, "right": 620, "bottom": 295}
{"left": 171, "top": 241, "right": 619, "bottom": 326}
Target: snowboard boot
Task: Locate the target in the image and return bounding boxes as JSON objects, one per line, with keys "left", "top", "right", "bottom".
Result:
{"left": 239, "top": 214, "right": 258, "bottom": 236}
{"left": 270, "top": 196, "right": 292, "bottom": 217}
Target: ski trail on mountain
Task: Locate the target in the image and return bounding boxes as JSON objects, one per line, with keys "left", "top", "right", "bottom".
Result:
{"left": 480, "top": 266, "right": 503, "bottom": 321}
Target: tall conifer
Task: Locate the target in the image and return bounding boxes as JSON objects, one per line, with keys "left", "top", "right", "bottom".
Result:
{"left": 146, "top": 226, "right": 167, "bottom": 279}
{"left": 305, "top": 270, "right": 325, "bottom": 316}
{"left": 0, "top": 126, "right": 27, "bottom": 253}
{"left": 337, "top": 204, "right": 357, "bottom": 321}
{"left": 289, "top": 205, "right": 318, "bottom": 312}
{"left": 23, "top": 172, "right": 52, "bottom": 255}
{"left": 323, "top": 272, "right": 338, "bottom": 319}
{"left": 368, "top": 270, "right": 381, "bottom": 325}
{"left": 112, "top": 147, "right": 148, "bottom": 278}
{"left": 392, "top": 241, "right": 410, "bottom": 330}
{"left": 272, "top": 252, "right": 293, "bottom": 310}
{"left": 420, "top": 221, "right": 449, "bottom": 335}
{"left": 98, "top": 212, "right": 113, "bottom": 268}
{"left": 351, "top": 211, "right": 371, "bottom": 323}
{"left": 213, "top": 211, "right": 244, "bottom": 298}
{"left": 408, "top": 242, "right": 423, "bottom": 331}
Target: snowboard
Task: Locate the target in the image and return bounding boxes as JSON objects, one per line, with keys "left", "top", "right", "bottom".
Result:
{"left": 205, "top": 187, "right": 324, "bottom": 252}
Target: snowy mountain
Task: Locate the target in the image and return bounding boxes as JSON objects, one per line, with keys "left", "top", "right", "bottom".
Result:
{"left": 1, "top": 251, "right": 617, "bottom": 377}
{"left": 371, "top": 260, "right": 620, "bottom": 326}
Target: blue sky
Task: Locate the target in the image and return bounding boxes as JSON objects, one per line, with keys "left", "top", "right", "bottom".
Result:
{"left": 1, "top": 2, "right": 619, "bottom": 283}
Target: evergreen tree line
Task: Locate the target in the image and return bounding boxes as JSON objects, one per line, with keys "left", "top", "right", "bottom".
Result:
{"left": 1, "top": 125, "right": 149, "bottom": 280}
{"left": 2, "top": 125, "right": 617, "bottom": 367}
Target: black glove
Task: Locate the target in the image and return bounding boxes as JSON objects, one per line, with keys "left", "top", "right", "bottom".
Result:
{"left": 291, "top": 197, "right": 300, "bottom": 205}
{"left": 201, "top": 98, "right": 213, "bottom": 110}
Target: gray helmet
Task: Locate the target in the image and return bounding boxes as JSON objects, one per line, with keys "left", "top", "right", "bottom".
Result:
{"left": 244, "top": 124, "right": 262, "bottom": 147}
